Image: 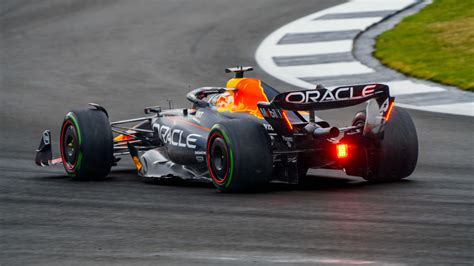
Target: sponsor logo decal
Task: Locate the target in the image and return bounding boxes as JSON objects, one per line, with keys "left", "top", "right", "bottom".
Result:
{"left": 259, "top": 107, "right": 283, "bottom": 119}
{"left": 262, "top": 123, "right": 274, "bottom": 131}
{"left": 285, "top": 84, "right": 378, "bottom": 104}
{"left": 153, "top": 124, "right": 201, "bottom": 149}
{"left": 195, "top": 110, "right": 204, "bottom": 118}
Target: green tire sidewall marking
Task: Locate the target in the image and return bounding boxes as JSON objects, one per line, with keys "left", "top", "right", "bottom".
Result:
{"left": 65, "top": 112, "right": 83, "bottom": 176}
{"left": 211, "top": 125, "right": 234, "bottom": 188}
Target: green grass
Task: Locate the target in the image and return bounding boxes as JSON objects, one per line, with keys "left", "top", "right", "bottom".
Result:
{"left": 375, "top": 0, "right": 474, "bottom": 91}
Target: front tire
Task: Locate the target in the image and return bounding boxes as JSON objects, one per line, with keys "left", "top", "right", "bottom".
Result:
{"left": 60, "top": 107, "right": 113, "bottom": 180}
{"left": 206, "top": 119, "right": 273, "bottom": 192}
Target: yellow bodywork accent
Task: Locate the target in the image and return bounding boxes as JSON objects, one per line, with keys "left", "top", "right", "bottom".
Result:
{"left": 132, "top": 156, "right": 143, "bottom": 171}
{"left": 114, "top": 134, "right": 128, "bottom": 141}
{"left": 226, "top": 78, "right": 242, "bottom": 88}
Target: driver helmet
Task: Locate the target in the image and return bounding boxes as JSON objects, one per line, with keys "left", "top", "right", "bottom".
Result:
{"left": 209, "top": 91, "right": 235, "bottom": 108}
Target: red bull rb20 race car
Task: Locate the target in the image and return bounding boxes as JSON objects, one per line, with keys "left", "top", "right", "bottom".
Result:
{"left": 36, "top": 67, "right": 418, "bottom": 192}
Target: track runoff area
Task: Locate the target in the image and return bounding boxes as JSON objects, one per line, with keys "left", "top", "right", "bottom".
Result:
{"left": 256, "top": 0, "right": 474, "bottom": 117}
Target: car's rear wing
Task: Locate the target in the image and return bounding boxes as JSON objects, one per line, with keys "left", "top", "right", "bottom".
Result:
{"left": 257, "top": 84, "right": 395, "bottom": 137}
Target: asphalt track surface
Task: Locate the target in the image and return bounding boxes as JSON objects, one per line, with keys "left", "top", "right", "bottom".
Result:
{"left": 1, "top": 0, "right": 473, "bottom": 265}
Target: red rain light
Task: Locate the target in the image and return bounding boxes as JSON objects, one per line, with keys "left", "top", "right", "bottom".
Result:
{"left": 336, "top": 144, "right": 348, "bottom": 159}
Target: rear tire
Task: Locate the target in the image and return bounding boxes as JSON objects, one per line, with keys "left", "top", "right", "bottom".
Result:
{"left": 354, "top": 107, "right": 418, "bottom": 182}
{"left": 60, "top": 107, "right": 113, "bottom": 180}
{"left": 206, "top": 119, "right": 273, "bottom": 192}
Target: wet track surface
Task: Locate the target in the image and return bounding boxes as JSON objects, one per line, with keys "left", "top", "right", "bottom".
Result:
{"left": 1, "top": 0, "right": 473, "bottom": 265}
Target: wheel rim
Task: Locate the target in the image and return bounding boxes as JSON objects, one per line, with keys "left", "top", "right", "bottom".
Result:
{"left": 61, "top": 120, "right": 79, "bottom": 170}
{"left": 208, "top": 134, "right": 229, "bottom": 184}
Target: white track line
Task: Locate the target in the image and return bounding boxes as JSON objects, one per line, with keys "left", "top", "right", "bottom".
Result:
{"left": 383, "top": 80, "right": 445, "bottom": 96}
{"left": 254, "top": 0, "right": 474, "bottom": 117}
{"left": 283, "top": 62, "right": 374, "bottom": 78}
{"left": 422, "top": 102, "right": 474, "bottom": 116}
{"left": 285, "top": 0, "right": 416, "bottom": 22}
{"left": 256, "top": 0, "right": 417, "bottom": 90}
{"left": 267, "top": 40, "right": 353, "bottom": 57}
{"left": 288, "top": 17, "right": 383, "bottom": 33}
{"left": 398, "top": 102, "right": 474, "bottom": 117}
{"left": 326, "top": 0, "right": 415, "bottom": 13}
{"left": 255, "top": 0, "right": 474, "bottom": 117}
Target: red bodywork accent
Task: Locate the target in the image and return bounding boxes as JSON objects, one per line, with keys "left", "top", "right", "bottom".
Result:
{"left": 282, "top": 111, "right": 293, "bottom": 130}
{"left": 114, "top": 134, "right": 134, "bottom": 142}
{"left": 171, "top": 117, "right": 210, "bottom": 132}
{"left": 60, "top": 120, "right": 77, "bottom": 171}
{"left": 385, "top": 101, "right": 395, "bottom": 121}
{"left": 207, "top": 132, "right": 229, "bottom": 184}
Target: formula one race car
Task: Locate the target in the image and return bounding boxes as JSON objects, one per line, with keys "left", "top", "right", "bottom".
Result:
{"left": 36, "top": 66, "right": 418, "bottom": 192}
